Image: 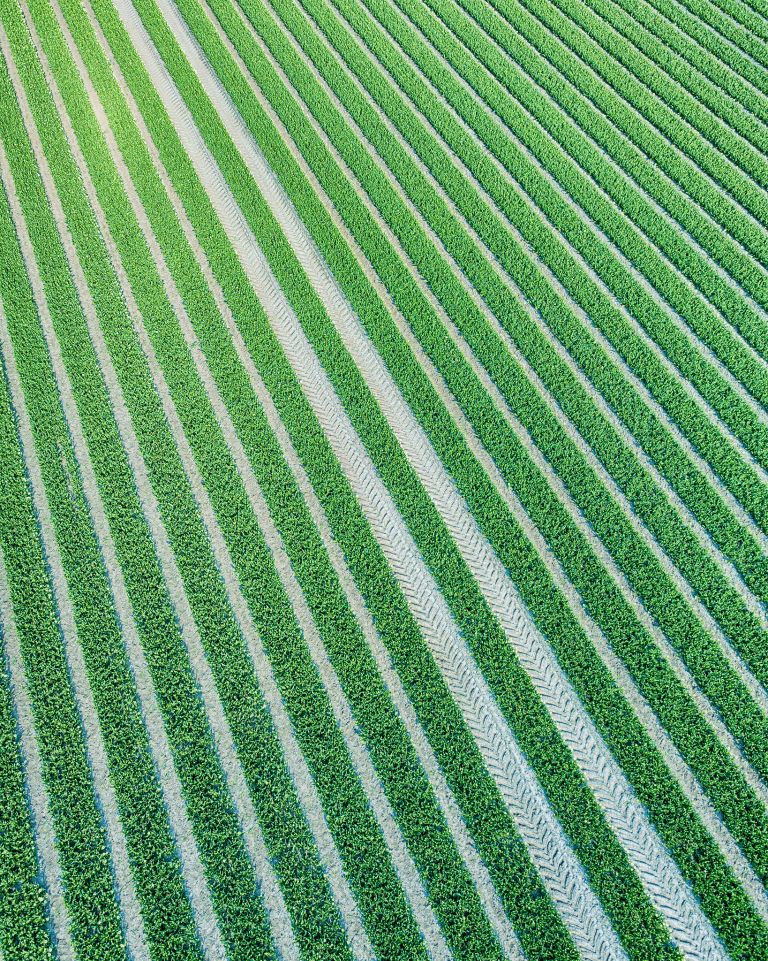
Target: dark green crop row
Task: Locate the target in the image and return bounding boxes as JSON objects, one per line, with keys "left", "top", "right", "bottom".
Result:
{"left": 314, "top": 0, "right": 768, "bottom": 482}
{"left": 77, "top": 3, "right": 589, "bottom": 959}
{"left": 329, "top": 0, "right": 768, "bottom": 608}
{"left": 106, "top": 0, "right": 687, "bottom": 956}
{"left": 374, "top": 0, "right": 768, "bottom": 584}
{"left": 387, "top": 0, "right": 768, "bottom": 357}
{"left": 576, "top": 0, "right": 768, "bottom": 132}
{"left": 500, "top": 0, "right": 768, "bottom": 222}
{"left": 0, "top": 398, "right": 56, "bottom": 961}
{"left": 637, "top": 0, "right": 768, "bottom": 95}
{"left": 0, "top": 13, "right": 285, "bottom": 959}
{"left": 239, "top": 0, "right": 768, "bottom": 736}
{"left": 454, "top": 0, "right": 768, "bottom": 267}
{"left": 156, "top": 0, "right": 768, "bottom": 951}
{"left": 117, "top": 0, "right": 768, "bottom": 956}
{"left": 661, "top": 0, "right": 768, "bottom": 64}
{"left": 536, "top": 0, "right": 768, "bottom": 187}
{"left": 0, "top": 134, "right": 130, "bottom": 961}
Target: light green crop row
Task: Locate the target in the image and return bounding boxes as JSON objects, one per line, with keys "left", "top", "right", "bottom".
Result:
{"left": 307, "top": 0, "right": 768, "bottom": 499}
{"left": 0, "top": 13, "right": 283, "bottom": 958}
{"left": 453, "top": 0, "right": 768, "bottom": 267}
{"left": 55, "top": 2, "right": 532, "bottom": 958}
{"left": 0, "top": 386, "right": 56, "bottom": 961}
{"left": 121, "top": 0, "right": 768, "bottom": 957}
{"left": 534, "top": 0, "right": 768, "bottom": 186}
{"left": 30, "top": 1, "right": 487, "bottom": 958}
{"left": 0, "top": 102, "right": 131, "bottom": 961}
{"left": 316, "top": 0, "right": 768, "bottom": 642}
{"left": 122, "top": 1, "right": 687, "bottom": 956}
{"left": 573, "top": 0, "right": 768, "bottom": 133}
{"left": 381, "top": 0, "right": 768, "bottom": 361}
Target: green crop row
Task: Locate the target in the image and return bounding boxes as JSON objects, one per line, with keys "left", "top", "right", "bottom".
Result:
{"left": 0, "top": 14, "right": 282, "bottom": 959}
{"left": 308, "top": 0, "right": 768, "bottom": 494}
{"left": 17, "top": 1, "right": 410, "bottom": 957}
{"left": 574, "top": 0, "right": 768, "bottom": 133}
{"left": 31, "top": 0, "right": 505, "bottom": 957}
{"left": 117, "top": 1, "right": 688, "bottom": 957}
{"left": 55, "top": 4, "right": 535, "bottom": 960}
{"left": 119, "top": 0, "right": 768, "bottom": 956}
{"left": 155, "top": 0, "right": 768, "bottom": 951}
{"left": 662, "top": 0, "right": 768, "bottom": 64}
{"left": 324, "top": 0, "right": 768, "bottom": 613}
{"left": 385, "top": 0, "right": 768, "bottom": 359}
{"left": 0, "top": 124, "right": 131, "bottom": 961}
{"left": 452, "top": 0, "right": 768, "bottom": 268}
{"left": 502, "top": 0, "right": 768, "bottom": 221}
{"left": 5, "top": 5, "right": 352, "bottom": 958}
{"left": 238, "top": 0, "right": 768, "bottom": 750}
{"left": 0, "top": 400, "right": 56, "bottom": 961}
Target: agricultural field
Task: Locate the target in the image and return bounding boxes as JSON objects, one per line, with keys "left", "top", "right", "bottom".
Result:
{"left": 0, "top": 0, "right": 766, "bottom": 951}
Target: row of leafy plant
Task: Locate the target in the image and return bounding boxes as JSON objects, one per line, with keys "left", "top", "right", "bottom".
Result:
{"left": 453, "top": 0, "right": 768, "bottom": 270}
{"left": 24, "top": 0, "right": 537, "bottom": 957}
{"left": 314, "top": 0, "right": 768, "bottom": 640}
{"left": 0, "top": 376, "right": 57, "bottom": 961}
{"left": 3, "top": 7, "right": 350, "bottom": 959}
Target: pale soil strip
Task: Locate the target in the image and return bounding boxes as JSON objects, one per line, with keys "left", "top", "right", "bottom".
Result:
{"left": 252, "top": 0, "right": 768, "bottom": 570}
{"left": 243, "top": 0, "right": 768, "bottom": 720}
{"left": 323, "top": 0, "right": 768, "bottom": 440}
{"left": 0, "top": 141, "right": 153, "bottom": 961}
{"left": 119, "top": 4, "right": 626, "bottom": 957}
{"left": 0, "top": 539, "right": 75, "bottom": 961}
{"left": 187, "top": 3, "right": 768, "bottom": 914}
{"left": 315, "top": 0, "right": 768, "bottom": 632}
{"left": 42, "top": 5, "right": 413, "bottom": 957}
{"left": 2, "top": 70, "right": 227, "bottom": 961}
{"left": 73, "top": 8, "right": 524, "bottom": 956}
{"left": 156, "top": 0, "right": 767, "bottom": 939}
{"left": 63, "top": 4, "right": 437, "bottom": 956}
